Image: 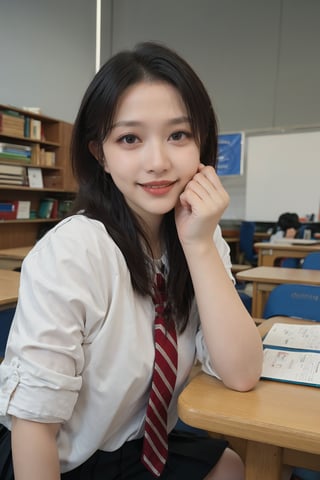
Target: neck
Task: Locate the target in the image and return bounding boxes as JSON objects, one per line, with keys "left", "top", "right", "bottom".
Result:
{"left": 139, "top": 215, "right": 164, "bottom": 260}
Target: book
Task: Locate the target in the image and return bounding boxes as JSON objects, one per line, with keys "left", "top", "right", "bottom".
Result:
{"left": 16, "top": 200, "right": 31, "bottom": 219}
{"left": 0, "top": 201, "right": 17, "bottom": 220}
{"left": 27, "top": 167, "right": 43, "bottom": 188}
{"left": 0, "top": 150, "right": 31, "bottom": 161}
{"left": 261, "top": 322, "right": 320, "bottom": 387}
{"left": 29, "top": 118, "right": 42, "bottom": 140}
{"left": 0, "top": 142, "right": 31, "bottom": 153}
{"left": 0, "top": 202, "right": 14, "bottom": 211}
{"left": 0, "top": 177, "right": 25, "bottom": 185}
{"left": 0, "top": 112, "right": 24, "bottom": 136}
{"left": 38, "top": 198, "right": 54, "bottom": 218}
{"left": 50, "top": 198, "right": 59, "bottom": 218}
{"left": 0, "top": 173, "right": 25, "bottom": 180}
{"left": 0, "top": 164, "right": 26, "bottom": 176}
{"left": 39, "top": 149, "right": 55, "bottom": 166}
{"left": 24, "top": 116, "right": 30, "bottom": 137}
{"left": 0, "top": 156, "right": 31, "bottom": 164}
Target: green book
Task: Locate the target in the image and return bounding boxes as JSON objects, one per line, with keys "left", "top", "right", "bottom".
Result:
{"left": 0, "top": 152, "right": 31, "bottom": 163}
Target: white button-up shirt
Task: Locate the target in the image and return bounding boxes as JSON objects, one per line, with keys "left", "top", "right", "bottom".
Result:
{"left": 0, "top": 215, "right": 233, "bottom": 473}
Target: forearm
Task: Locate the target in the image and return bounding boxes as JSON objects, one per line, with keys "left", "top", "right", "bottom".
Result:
{"left": 184, "top": 242, "right": 263, "bottom": 391}
{"left": 12, "top": 417, "right": 60, "bottom": 480}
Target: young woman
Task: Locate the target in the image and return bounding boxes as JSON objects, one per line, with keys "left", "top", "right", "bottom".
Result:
{"left": 0, "top": 42, "right": 263, "bottom": 479}
{"left": 270, "top": 212, "right": 301, "bottom": 243}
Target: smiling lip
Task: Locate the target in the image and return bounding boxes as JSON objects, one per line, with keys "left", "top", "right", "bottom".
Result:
{"left": 139, "top": 180, "right": 176, "bottom": 195}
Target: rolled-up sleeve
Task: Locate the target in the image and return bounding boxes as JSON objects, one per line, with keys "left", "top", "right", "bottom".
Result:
{"left": 195, "top": 225, "right": 234, "bottom": 377}
{"left": 0, "top": 217, "right": 111, "bottom": 424}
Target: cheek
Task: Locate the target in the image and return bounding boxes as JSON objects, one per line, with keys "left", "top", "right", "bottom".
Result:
{"left": 182, "top": 148, "right": 200, "bottom": 177}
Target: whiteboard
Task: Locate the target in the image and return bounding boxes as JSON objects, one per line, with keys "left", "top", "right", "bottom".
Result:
{"left": 245, "top": 130, "right": 320, "bottom": 221}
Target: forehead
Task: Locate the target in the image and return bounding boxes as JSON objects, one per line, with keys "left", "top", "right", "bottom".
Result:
{"left": 113, "top": 81, "right": 188, "bottom": 121}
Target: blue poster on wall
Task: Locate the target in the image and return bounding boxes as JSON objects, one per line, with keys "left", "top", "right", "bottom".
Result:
{"left": 217, "top": 132, "right": 244, "bottom": 176}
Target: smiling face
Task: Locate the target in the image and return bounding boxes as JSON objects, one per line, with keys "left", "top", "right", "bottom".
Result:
{"left": 101, "top": 81, "right": 200, "bottom": 228}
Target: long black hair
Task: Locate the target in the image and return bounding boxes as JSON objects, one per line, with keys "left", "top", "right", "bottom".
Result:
{"left": 70, "top": 41, "right": 219, "bottom": 332}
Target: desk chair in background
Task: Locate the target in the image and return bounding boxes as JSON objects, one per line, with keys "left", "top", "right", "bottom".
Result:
{"left": 302, "top": 252, "right": 320, "bottom": 270}
{"left": 239, "top": 221, "right": 258, "bottom": 266}
{"left": 263, "top": 284, "right": 320, "bottom": 322}
{"left": 280, "top": 258, "right": 301, "bottom": 268}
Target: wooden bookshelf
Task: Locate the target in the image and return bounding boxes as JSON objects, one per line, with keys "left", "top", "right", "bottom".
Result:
{"left": 0, "top": 104, "right": 77, "bottom": 249}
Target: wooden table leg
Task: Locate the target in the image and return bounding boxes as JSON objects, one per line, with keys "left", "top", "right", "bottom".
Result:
{"left": 258, "top": 249, "right": 276, "bottom": 266}
{"left": 245, "top": 440, "right": 282, "bottom": 480}
{"left": 251, "top": 283, "right": 259, "bottom": 317}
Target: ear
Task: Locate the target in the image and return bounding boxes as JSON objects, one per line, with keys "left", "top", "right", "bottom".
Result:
{"left": 88, "top": 141, "right": 110, "bottom": 173}
{"left": 88, "top": 140, "right": 100, "bottom": 161}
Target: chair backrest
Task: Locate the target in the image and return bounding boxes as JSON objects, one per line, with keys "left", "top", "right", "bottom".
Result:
{"left": 237, "top": 290, "right": 252, "bottom": 314}
{"left": 280, "top": 257, "right": 301, "bottom": 268}
{"left": 239, "top": 221, "right": 257, "bottom": 264}
{"left": 302, "top": 252, "right": 320, "bottom": 270}
{"left": 263, "top": 284, "right": 320, "bottom": 321}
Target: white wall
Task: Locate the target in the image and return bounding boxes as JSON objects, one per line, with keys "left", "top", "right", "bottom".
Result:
{"left": 101, "top": 0, "right": 320, "bottom": 220}
{"left": 1, "top": 0, "right": 320, "bottom": 220}
{"left": 104, "top": 0, "right": 320, "bottom": 132}
{"left": 0, "top": 0, "right": 96, "bottom": 122}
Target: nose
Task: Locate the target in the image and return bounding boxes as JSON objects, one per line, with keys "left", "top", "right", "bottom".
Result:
{"left": 144, "top": 140, "right": 171, "bottom": 173}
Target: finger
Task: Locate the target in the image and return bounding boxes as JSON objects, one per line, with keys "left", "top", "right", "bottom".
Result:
{"left": 194, "top": 167, "right": 229, "bottom": 200}
{"left": 189, "top": 171, "right": 220, "bottom": 200}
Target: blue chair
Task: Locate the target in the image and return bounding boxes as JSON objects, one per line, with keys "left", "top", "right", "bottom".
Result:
{"left": 293, "top": 468, "right": 320, "bottom": 480}
{"left": 280, "top": 257, "right": 301, "bottom": 268}
{"left": 236, "top": 289, "right": 252, "bottom": 314}
{"left": 302, "top": 252, "right": 320, "bottom": 270}
{"left": 263, "top": 284, "right": 320, "bottom": 321}
{"left": 239, "top": 221, "right": 258, "bottom": 266}
{"left": 0, "top": 307, "right": 15, "bottom": 358}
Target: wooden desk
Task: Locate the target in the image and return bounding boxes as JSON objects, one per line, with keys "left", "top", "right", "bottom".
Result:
{"left": 0, "top": 269, "right": 20, "bottom": 310}
{"left": 236, "top": 266, "right": 320, "bottom": 317}
{"left": 0, "top": 245, "right": 32, "bottom": 270}
{"left": 178, "top": 317, "right": 320, "bottom": 480}
{"left": 254, "top": 241, "right": 320, "bottom": 267}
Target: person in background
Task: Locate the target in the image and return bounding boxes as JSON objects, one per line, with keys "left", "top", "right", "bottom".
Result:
{"left": 270, "top": 212, "right": 301, "bottom": 243}
{"left": 0, "top": 42, "right": 263, "bottom": 479}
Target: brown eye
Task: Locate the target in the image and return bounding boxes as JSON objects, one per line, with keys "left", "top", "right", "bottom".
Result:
{"left": 170, "top": 131, "right": 191, "bottom": 141}
{"left": 119, "top": 134, "right": 138, "bottom": 144}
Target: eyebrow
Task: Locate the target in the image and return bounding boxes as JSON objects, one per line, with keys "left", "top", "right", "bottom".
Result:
{"left": 111, "top": 116, "right": 191, "bottom": 129}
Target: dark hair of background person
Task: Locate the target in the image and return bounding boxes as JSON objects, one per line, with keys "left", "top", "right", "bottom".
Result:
{"left": 70, "top": 42, "right": 219, "bottom": 332}
{"left": 276, "top": 212, "right": 301, "bottom": 232}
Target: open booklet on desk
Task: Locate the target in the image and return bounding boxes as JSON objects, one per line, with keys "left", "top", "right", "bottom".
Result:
{"left": 261, "top": 322, "right": 320, "bottom": 387}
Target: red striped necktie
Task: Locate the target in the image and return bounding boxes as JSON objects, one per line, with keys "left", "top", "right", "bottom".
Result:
{"left": 141, "top": 272, "right": 178, "bottom": 477}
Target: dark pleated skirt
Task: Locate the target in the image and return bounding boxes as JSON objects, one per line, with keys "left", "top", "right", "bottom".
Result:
{"left": 0, "top": 424, "right": 228, "bottom": 479}
{"left": 0, "top": 425, "right": 13, "bottom": 480}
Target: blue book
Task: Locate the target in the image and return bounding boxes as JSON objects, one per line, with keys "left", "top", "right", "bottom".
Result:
{"left": 0, "top": 203, "right": 14, "bottom": 212}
